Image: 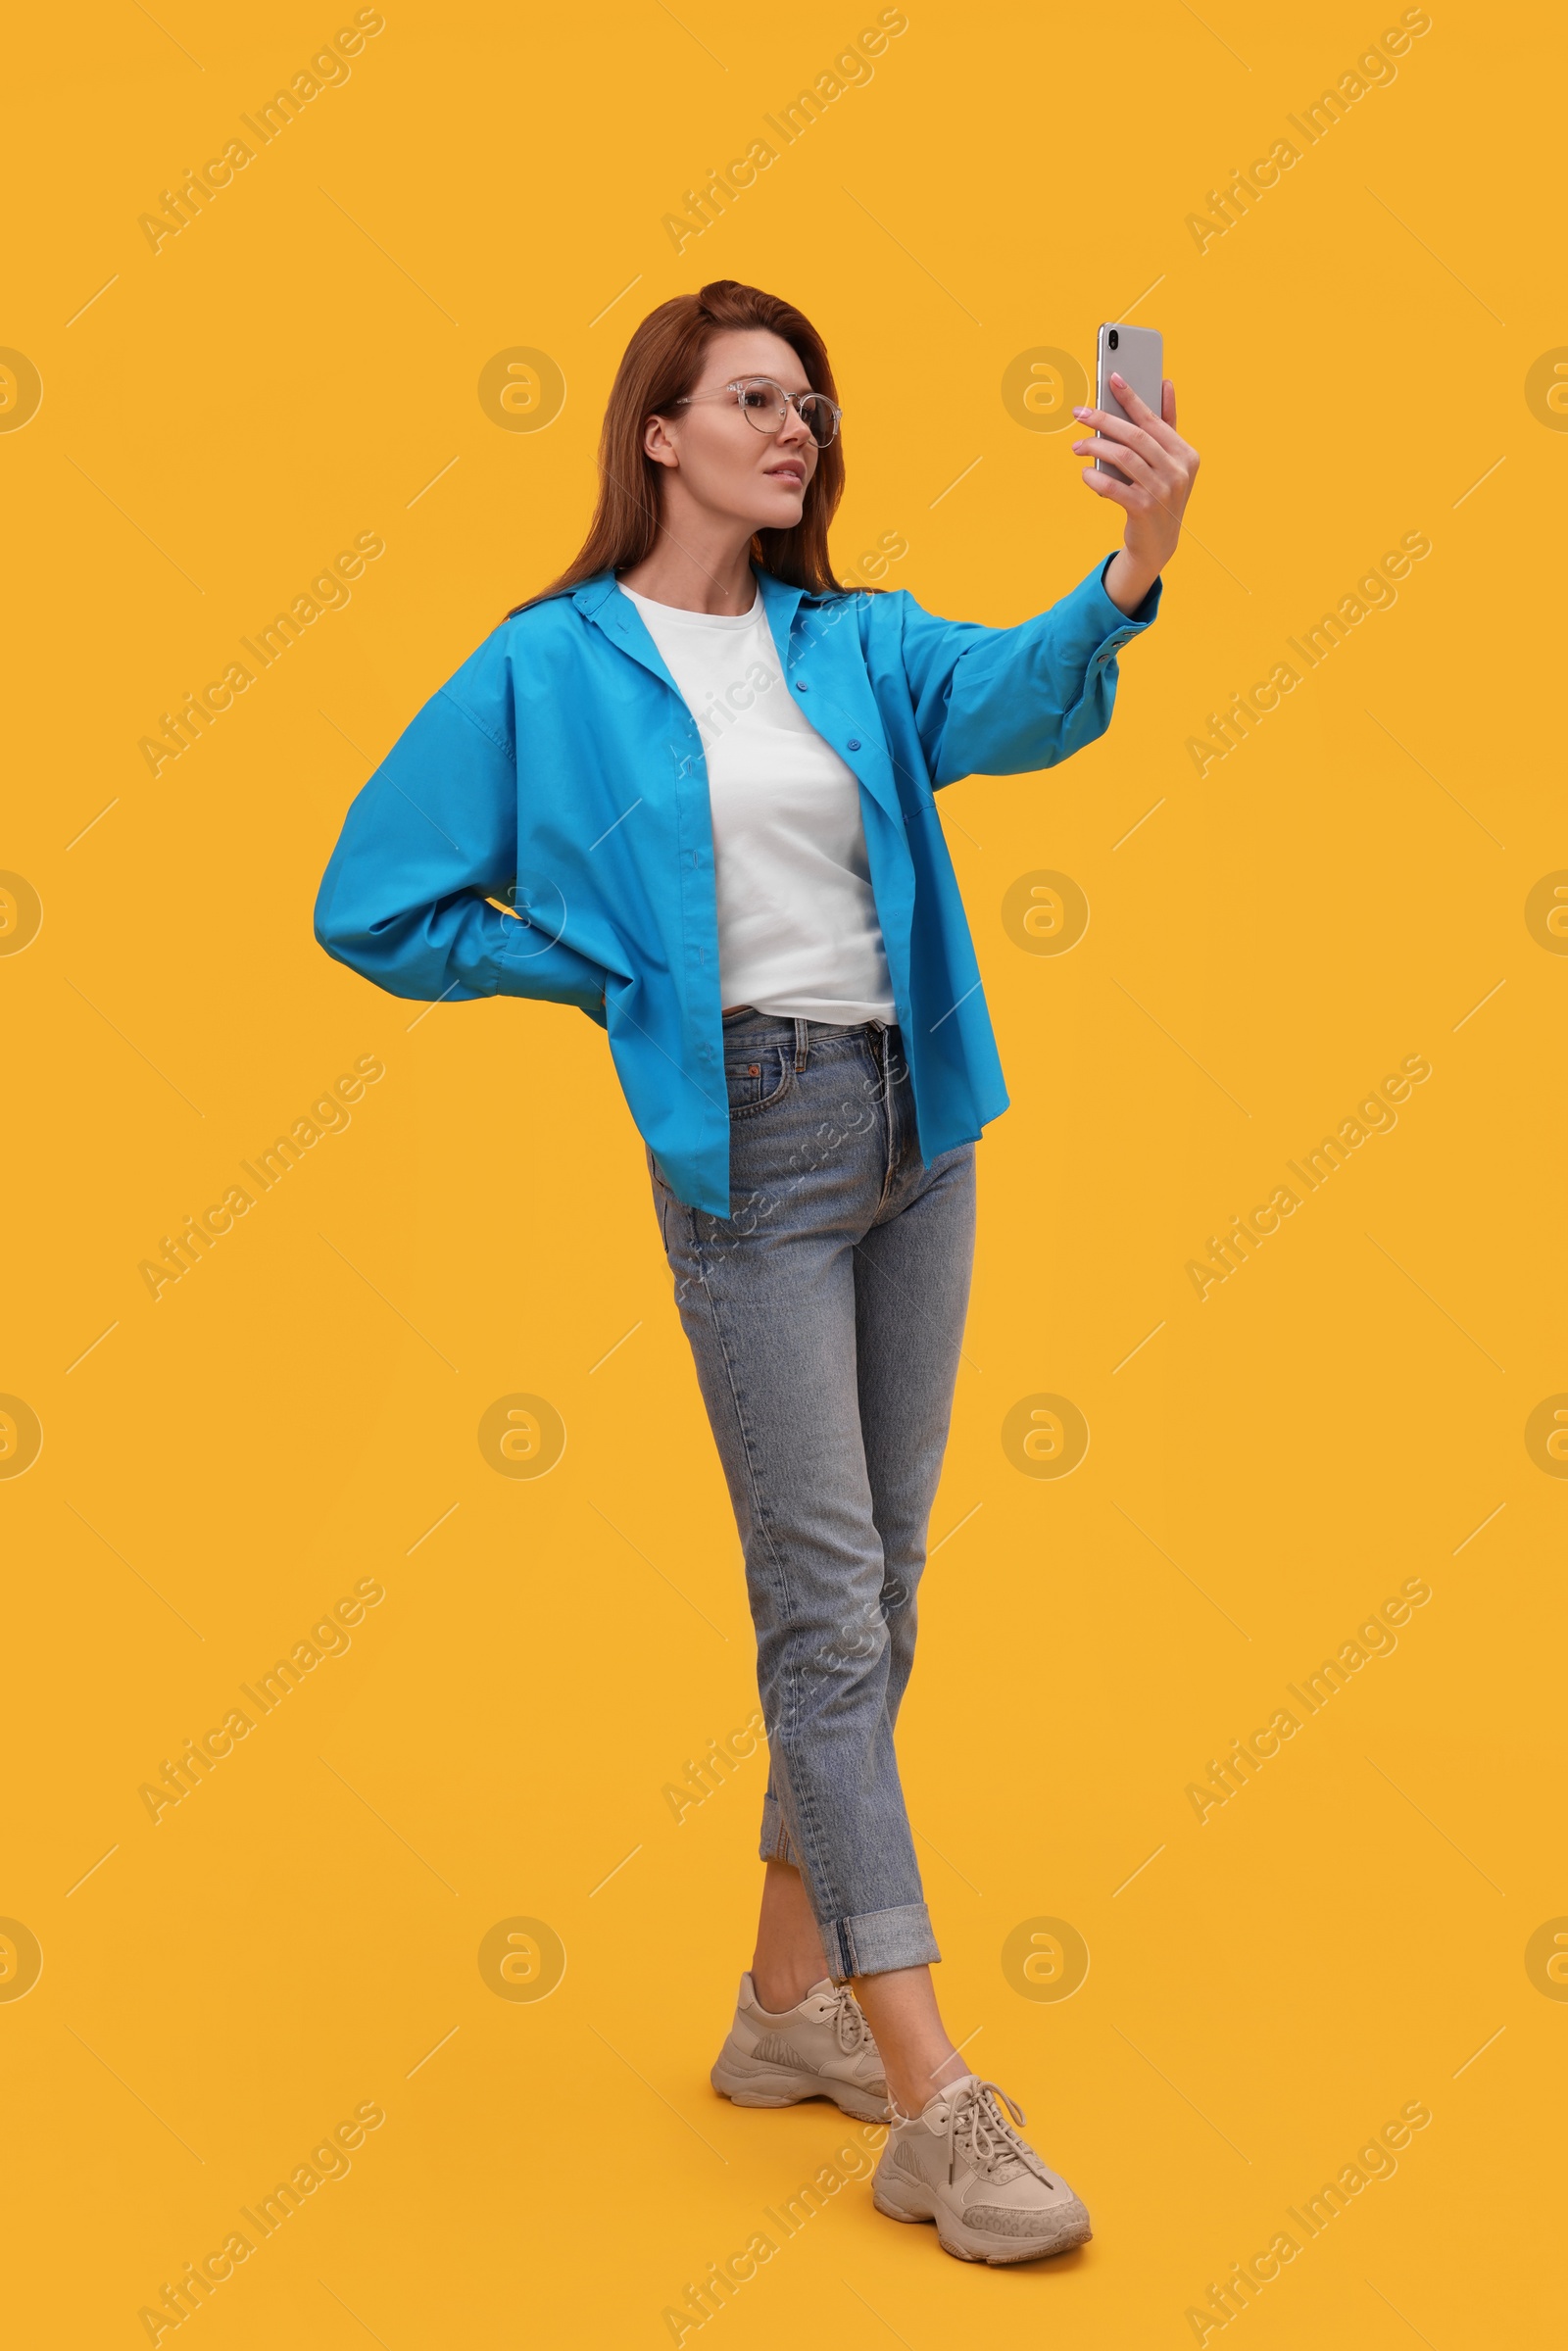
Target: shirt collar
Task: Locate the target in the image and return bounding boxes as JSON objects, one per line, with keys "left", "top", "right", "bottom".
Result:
{"left": 571, "top": 563, "right": 810, "bottom": 639}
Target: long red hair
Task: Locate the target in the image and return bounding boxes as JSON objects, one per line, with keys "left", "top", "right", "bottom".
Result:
{"left": 509, "top": 279, "right": 849, "bottom": 615}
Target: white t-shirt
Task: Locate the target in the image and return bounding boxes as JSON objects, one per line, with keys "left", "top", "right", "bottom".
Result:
{"left": 618, "top": 579, "right": 896, "bottom": 1025}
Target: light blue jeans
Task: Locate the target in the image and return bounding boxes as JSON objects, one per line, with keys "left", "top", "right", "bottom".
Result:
{"left": 647, "top": 1008, "right": 977, "bottom": 1979}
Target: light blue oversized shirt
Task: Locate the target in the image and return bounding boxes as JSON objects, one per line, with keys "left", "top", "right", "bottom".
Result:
{"left": 314, "top": 556, "right": 1160, "bottom": 1213}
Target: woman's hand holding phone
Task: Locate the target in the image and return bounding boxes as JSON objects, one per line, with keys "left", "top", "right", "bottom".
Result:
{"left": 1072, "top": 376, "right": 1200, "bottom": 617}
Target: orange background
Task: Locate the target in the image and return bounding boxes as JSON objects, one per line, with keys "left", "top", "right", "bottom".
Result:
{"left": 4, "top": 2, "right": 1564, "bottom": 2343}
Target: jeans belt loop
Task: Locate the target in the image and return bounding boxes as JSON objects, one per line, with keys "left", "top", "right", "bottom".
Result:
{"left": 794, "top": 1015, "right": 809, "bottom": 1073}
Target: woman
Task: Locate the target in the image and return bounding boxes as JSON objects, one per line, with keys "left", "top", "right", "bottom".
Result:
{"left": 316, "top": 278, "right": 1198, "bottom": 2266}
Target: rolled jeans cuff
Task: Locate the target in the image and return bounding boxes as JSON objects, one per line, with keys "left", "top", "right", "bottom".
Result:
{"left": 822, "top": 1900, "right": 942, "bottom": 1981}
{"left": 760, "top": 1799, "right": 941, "bottom": 1977}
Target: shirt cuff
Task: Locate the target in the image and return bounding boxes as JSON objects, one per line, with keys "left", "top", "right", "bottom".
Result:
{"left": 1093, "top": 551, "right": 1162, "bottom": 637}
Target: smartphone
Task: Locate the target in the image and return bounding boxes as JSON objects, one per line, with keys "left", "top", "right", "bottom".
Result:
{"left": 1096, "top": 323, "right": 1163, "bottom": 485}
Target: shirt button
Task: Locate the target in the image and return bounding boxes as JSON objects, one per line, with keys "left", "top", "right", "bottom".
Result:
{"left": 847, "top": 737, "right": 861, "bottom": 751}
{"left": 795, "top": 679, "right": 808, "bottom": 692}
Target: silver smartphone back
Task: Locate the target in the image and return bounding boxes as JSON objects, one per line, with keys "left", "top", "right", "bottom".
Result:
{"left": 1096, "top": 323, "right": 1163, "bottom": 484}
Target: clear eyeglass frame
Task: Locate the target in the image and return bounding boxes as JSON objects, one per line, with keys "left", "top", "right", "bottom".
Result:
{"left": 671, "top": 376, "right": 842, "bottom": 448}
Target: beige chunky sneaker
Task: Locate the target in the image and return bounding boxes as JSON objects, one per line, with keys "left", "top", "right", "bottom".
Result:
{"left": 710, "top": 1973, "right": 890, "bottom": 2123}
{"left": 872, "top": 2074, "right": 1092, "bottom": 2263}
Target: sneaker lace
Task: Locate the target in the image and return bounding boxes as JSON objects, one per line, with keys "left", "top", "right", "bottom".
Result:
{"left": 813, "top": 1984, "right": 873, "bottom": 2057}
{"left": 941, "top": 2080, "right": 1050, "bottom": 2186}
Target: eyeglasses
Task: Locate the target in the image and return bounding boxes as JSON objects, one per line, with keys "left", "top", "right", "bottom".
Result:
{"left": 672, "top": 376, "right": 842, "bottom": 449}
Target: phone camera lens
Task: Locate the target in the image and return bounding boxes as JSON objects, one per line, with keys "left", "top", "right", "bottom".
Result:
{"left": 1108, "top": 328, "right": 1119, "bottom": 351}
